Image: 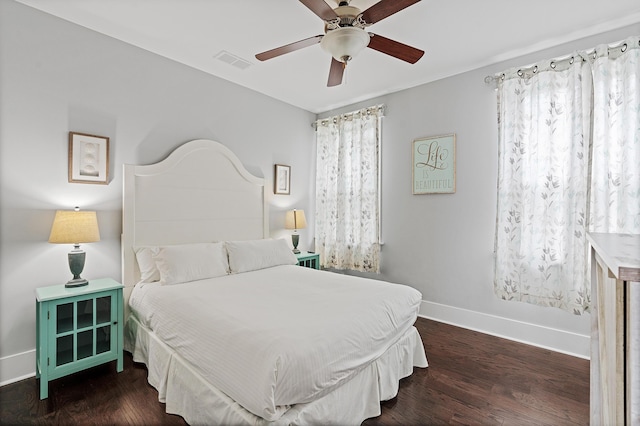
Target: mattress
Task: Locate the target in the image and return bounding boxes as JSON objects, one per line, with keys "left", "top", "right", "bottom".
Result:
{"left": 128, "top": 265, "right": 425, "bottom": 422}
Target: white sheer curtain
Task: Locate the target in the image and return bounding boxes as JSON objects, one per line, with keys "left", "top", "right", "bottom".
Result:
{"left": 314, "top": 105, "right": 382, "bottom": 272}
{"left": 590, "top": 37, "right": 640, "bottom": 234}
{"left": 495, "top": 55, "right": 592, "bottom": 314}
{"left": 494, "top": 36, "right": 640, "bottom": 315}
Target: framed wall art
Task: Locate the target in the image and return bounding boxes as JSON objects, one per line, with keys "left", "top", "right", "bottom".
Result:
{"left": 68, "top": 132, "right": 110, "bottom": 184}
{"left": 274, "top": 164, "right": 291, "bottom": 195}
{"left": 412, "top": 133, "right": 456, "bottom": 194}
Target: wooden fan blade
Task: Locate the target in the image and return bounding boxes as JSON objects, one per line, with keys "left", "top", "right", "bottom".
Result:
{"left": 327, "top": 58, "right": 345, "bottom": 87}
{"left": 360, "top": 0, "right": 421, "bottom": 25}
{"left": 367, "top": 33, "right": 424, "bottom": 64}
{"left": 299, "top": 0, "right": 338, "bottom": 21}
{"left": 255, "top": 35, "right": 323, "bottom": 61}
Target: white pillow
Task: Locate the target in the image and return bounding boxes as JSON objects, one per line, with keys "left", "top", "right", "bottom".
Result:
{"left": 226, "top": 238, "right": 298, "bottom": 274}
{"left": 152, "top": 242, "right": 229, "bottom": 285}
{"left": 134, "top": 247, "right": 160, "bottom": 283}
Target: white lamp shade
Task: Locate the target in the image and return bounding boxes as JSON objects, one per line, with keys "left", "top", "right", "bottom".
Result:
{"left": 49, "top": 210, "right": 100, "bottom": 244}
{"left": 285, "top": 209, "right": 307, "bottom": 230}
{"left": 321, "top": 27, "right": 370, "bottom": 62}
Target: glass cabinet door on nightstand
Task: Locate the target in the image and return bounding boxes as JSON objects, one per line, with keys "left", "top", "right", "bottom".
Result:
{"left": 48, "top": 290, "right": 118, "bottom": 374}
{"left": 296, "top": 253, "right": 320, "bottom": 269}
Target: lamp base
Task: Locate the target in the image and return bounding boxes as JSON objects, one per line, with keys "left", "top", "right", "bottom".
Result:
{"left": 65, "top": 278, "right": 89, "bottom": 288}
{"left": 67, "top": 248, "right": 88, "bottom": 288}
{"left": 291, "top": 233, "right": 300, "bottom": 254}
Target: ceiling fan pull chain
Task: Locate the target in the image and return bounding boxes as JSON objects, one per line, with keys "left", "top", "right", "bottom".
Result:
{"left": 343, "top": 62, "right": 348, "bottom": 85}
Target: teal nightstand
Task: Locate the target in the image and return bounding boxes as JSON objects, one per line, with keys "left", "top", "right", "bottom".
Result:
{"left": 35, "top": 278, "right": 124, "bottom": 399}
{"left": 296, "top": 252, "right": 320, "bottom": 270}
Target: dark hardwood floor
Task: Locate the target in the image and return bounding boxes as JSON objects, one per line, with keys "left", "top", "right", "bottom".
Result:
{"left": 0, "top": 318, "right": 589, "bottom": 425}
{"left": 364, "top": 319, "right": 589, "bottom": 426}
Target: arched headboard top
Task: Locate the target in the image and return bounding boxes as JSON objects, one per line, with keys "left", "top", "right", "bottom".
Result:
{"left": 132, "top": 139, "right": 264, "bottom": 184}
{"left": 122, "top": 139, "right": 268, "bottom": 290}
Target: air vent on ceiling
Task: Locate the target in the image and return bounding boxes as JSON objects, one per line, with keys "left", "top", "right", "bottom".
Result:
{"left": 214, "top": 51, "right": 252, "bottom": 70}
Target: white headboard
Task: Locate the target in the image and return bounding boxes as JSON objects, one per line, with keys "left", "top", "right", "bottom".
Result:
{"left": 122, "top": 139, "right": 268, "bottom": 291}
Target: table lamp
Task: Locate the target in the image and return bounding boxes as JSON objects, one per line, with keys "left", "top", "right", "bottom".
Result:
{"left": 285, "top": 209, "right": 307, "bottom": 254}
{"left": 48, "top": 207, "right": 100, "bottom": 287}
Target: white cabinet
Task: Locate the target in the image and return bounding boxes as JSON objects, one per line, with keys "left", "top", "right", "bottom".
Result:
{"left": 588, "top": 233, "right": 640, "bottom": 425}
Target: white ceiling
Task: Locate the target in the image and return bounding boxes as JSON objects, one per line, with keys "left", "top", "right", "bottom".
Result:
{"left": 15, "top": 0, "right": 640, "bottom": 113}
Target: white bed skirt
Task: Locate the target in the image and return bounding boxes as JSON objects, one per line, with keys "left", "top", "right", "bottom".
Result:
{"left": 124, "top": 315, "right": 428, "bottom": 425}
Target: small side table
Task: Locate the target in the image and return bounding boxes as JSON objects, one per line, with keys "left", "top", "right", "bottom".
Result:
{"left": 35, "top": 278, "right": 124, "bottom": 399}
{"left": 296, "top": 252, "right": 320, "bottom": 270}
{"left": 587, "top": 233, "right": 640, "bottom": 425}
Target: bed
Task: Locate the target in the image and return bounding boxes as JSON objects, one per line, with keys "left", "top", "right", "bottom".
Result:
{"left": 122, "top": 139, "right": 428, "bottom": 425}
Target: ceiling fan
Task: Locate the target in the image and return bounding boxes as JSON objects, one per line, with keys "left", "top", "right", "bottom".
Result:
{"left": 255, "top": 0, "right": 424, "bottom": 87}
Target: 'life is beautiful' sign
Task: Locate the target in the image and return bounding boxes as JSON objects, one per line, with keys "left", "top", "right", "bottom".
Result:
{"left": 412, "top": 134, "right": 456, "bottom": 194}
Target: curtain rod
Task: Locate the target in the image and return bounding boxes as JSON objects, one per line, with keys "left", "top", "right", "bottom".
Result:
{"left": 311, "top": 104, "right": 385, "bottom": 129}
{"left": 484, "top": 54, "right": 585, "bottom": 85}
{"left": 484, "top": 36, "right": 639, "bottom": 85}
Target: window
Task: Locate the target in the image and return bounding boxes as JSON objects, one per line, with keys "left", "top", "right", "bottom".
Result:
{"left": 494, "top": 36, "right": 640, "bottom": 314}
{"left": 314, "top": 105, "right": 383, "bottom": 272}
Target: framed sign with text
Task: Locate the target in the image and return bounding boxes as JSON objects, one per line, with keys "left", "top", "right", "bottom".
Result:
{"left": 412, "top": 134, "right": 456, "bottom": 194}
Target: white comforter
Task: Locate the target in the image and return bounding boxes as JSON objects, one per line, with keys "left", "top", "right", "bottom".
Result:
{"left": 129, "top": 265, "right": 422, "bottom": 421}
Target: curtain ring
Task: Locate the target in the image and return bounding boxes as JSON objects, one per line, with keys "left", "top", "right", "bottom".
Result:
{"left": 533, "top": 65, "right": 538, "bottom": 73}
{"left": 569, "top": 56, "right": 574, "bottom": 64}
{"left": 621, "top": 43, "right": 628, "bottom": 52}
{"left": 517, "top": 69, "right": 523, "bottom": 77}
{"left": 550, "top": 61, "right": 556, "bottom": 69}
{"left": 501, "top": 73, "right": 505, "bottom": 80}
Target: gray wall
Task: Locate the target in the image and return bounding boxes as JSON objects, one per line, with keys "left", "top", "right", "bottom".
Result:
{"left": 0, "top": 1, "right": 315, "bottom": 383}
{"left": 1, "top": 0, "right": 638, "bottom": 385}
{"left": 317, "top": 23, "right": 639, "bottom": 357}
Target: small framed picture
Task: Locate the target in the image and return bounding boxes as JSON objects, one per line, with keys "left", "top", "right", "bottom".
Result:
{"left": 68, "top": 132, "right": 110, "bottom": 184}
{"left": 274, "top": 164, "right": 291, "bottom": 195}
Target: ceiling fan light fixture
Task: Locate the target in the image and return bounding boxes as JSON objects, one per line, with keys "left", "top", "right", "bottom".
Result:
{"left": 321, "top": 27, "right": 370, "bottom": 63}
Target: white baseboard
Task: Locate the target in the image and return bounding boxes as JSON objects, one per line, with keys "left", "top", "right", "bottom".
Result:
{"left": 0, "top": 349, "right": 36, "bottom": 386}
{"left": 419, "top": 300, "right": 590, "bottom": 359}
